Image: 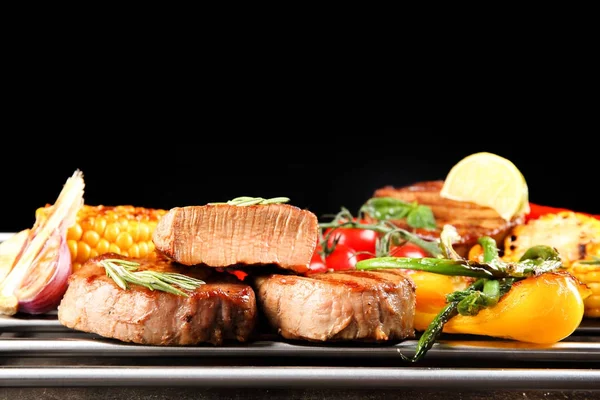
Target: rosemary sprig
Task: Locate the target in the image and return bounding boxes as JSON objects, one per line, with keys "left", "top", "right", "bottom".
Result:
{"left": 208, "top": 196, "right": 290, "bottom": 206}
{"left": 99, "top": 258, "right": 205, "bottom": 297}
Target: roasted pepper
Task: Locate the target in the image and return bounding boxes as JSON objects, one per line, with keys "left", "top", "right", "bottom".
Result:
{"left": 413, "top": 271, "right": 590, "bottom": 343}
{"left": 526, "top": 202, "right": 600, "bottom": 223}
{"left": 356, "top": 225, "right": 592, "bottom": 361}
{"left": 407, "top": 271, "right": 472, "bottom": 332}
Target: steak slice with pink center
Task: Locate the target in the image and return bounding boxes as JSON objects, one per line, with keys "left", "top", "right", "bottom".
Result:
{"left": 152, "top": 203, "right": 319, "bottom": 274}
{"left": 254, "top": 269, "right": 416, "bottom": 342}
{"left": 57, "top": 253, "right": 257, "bottom": 345}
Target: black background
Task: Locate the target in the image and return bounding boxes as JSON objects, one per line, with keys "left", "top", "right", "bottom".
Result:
{"left": 1, "top": 128, "right": 596, "bottom": 233}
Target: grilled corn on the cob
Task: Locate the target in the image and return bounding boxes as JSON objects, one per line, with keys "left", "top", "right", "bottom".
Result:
{"left": 501, "top": 211, "right": 600, "bottom": 318}
{"left": 36, "top": 205, "right": 167, "bottom": 271}
{"left": 569, "top": 251, "right": 600, "bottom": 318}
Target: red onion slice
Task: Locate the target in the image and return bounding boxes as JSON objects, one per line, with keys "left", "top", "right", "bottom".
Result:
{"left": 16, "top": 234, "right": 72, "bottom": 314}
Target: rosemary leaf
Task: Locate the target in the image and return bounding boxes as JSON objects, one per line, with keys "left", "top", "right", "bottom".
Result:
{"left": 102, "top": 260, "right": 129, "bottom": 290}
{"left": 208, "top": 196, "right": 290, "bottom": 206}
{"left": 99, "top": 259, "right": 205, "bottom": 297}
{"left": 261, "top": 197, "right": 291, "bottom": 204}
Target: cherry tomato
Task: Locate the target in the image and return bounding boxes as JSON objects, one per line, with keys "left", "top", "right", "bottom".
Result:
{"left": 324, "top": 223, "right": 378, "bottom": 260}
{"left": 308, "top": 247, "right": 328, "bottom": 274}
{"left": 308, "top": 244, "right": 359, "bottom": 273}
{"left": 389, "top": 243, "right": 429, "bottom": 258}
{"left": 325, "top": 243, "right": 358, "bottom": 271}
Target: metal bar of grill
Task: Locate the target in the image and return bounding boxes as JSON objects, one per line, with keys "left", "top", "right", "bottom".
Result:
{"left": 2, "top": 366, "right": 600, "bottom": 389}
{"left": 1, "top": 316, "right": 600, "bottom": 361}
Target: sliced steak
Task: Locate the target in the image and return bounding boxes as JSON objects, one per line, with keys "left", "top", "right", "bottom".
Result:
{"left": 57, "top": 253, "right": 257, "bottom": 345}
{"left": 254, "top": 269, "right": 416, "bottom": 342}
{"left": 153, "top": 203, "right": 319, "bottom": 274}
{"left": 372, "top": 180, "right": 524, "bottom": 256}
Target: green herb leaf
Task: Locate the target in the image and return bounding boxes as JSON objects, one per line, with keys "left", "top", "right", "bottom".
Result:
{"left": 99, "top": 259, "right": 205, "bottom": 297}
{"left": 359, "top": 197, "right": 437, "bottom": 230}
{"left": 208, "top": 196, "right": 290, "bottom": 206}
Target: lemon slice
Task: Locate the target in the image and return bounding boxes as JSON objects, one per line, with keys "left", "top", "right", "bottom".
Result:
{"left": 440, "top": 152, "right": 530, "bottom": 221}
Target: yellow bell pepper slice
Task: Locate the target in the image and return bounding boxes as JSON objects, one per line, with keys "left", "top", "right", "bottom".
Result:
{"left": 414, "top": 271, "right": 591, "bottom": 344}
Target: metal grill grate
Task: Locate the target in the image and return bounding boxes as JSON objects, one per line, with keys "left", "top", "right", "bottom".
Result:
{"left": 2, "top": 314, "right": 600, "bottom": 389}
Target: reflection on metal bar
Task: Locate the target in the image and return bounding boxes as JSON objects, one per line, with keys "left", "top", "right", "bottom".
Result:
{"left": 3, "top": 315, "right": 600, "bottom": 362}
{"left": 2, "top": 366, "right": 600, "bottom": 389}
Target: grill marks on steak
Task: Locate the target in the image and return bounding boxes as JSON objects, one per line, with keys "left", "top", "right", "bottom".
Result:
{"left": 373, "top": 180, "right": 524, "bottom": 256}
{"left": 57, "top": 253, "right": 257, "bottom": 346}
{"left": 254, "top": 269, "right": 416, "bottom": 342}
{"left": 152, "top": 204, "right": 319, "bottom": 274}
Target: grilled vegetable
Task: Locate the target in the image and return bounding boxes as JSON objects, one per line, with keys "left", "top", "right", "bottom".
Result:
{"left": 503, "top": 211, "right": 600, "bottom": 268}
{"left": 475, "top": 209, "right": 600, "bottom": 318}
{"left": 526, "top": 203, "right": 600, "bottom": 223}
{"left": 568, "top": 253, "right": 600, "bottom": 317}
{"left": 0, "top": 230, "right": 30, "bottom": 282}
{"left": 36, "top": 205, "right": 167, "bottom": 271}
{"left": 357, "top": 225, "right": 591, "bottom": 361}
{"left": 0, "top": 170, "right": 84, "bottom": 315}
{"left": 407, "top": 271, "right": 472, "bottom": 330}
{"left": 413, "top": 271, "right": 589, "bottom": 343}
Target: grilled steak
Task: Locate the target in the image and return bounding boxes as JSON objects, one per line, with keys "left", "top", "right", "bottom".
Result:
{"left": 153, "top": 203, "right": 319, "bottom": 274}
{"left": 372, "top": 180, "right": 524, "bottom": 256}
{"left": 254, "top": 269, "right": 416, "bottom": 342}
{"left": 57, "top": 253, "right": 257, "bottom": 345}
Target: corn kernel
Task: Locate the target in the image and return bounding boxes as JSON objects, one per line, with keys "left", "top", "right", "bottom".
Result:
{"left": 129, "top": 244, "right": 140, "bottom": 258}
{"left": 104, "top": 223, "right": 120, "bottom": 242}
{"left": 82, "top": 230, "right": 101, "bottom": 249}
{"left": 94, "top": 218, "right": 107, "bottom": 236}
{"left": 76, "top": 242, "right": 91, "bottom": 263}
{"left": 138, "top": 224, "right": 151, "bottom": 241}
{"left": 109, "top": 243, "right": 121, "bottom": 254}
{"left": 116, "top": 232, "right": 133, "bottom": 250}
{"left": 96, "top": 239, "right": 110, "bottom": 255}
{"left": 569, "top": 260, "right": 600, "bottom": 318}
{"left": 587, "top": 310, "right": 600, "bottom": 318}
{"left": 128, "top": 221, "right": 140, "bottom": 242}
{"left": 67, "top": 240, "right": 78, "bottom": 260}
{"left": 80, "top": 218, "right": 95, "bottom": 235}
{"left": 138, "top": 241, "right": 149, "bottom": 257}
{"left": 67, "top": 224, "right": 83, "bottom": 241}
{"left": 584, "top": 295, "right": 600, "bottom": 310}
